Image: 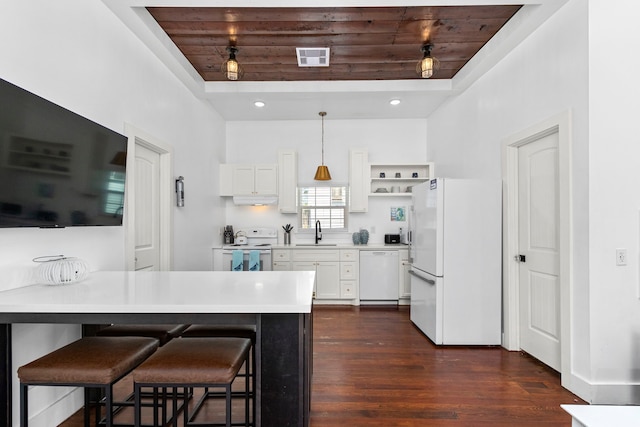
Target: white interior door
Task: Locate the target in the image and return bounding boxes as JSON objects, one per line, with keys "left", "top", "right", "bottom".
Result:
{"left": 134, "top": 144, "right": 161, "bottom": 271}
{"left": 518, "top": 131, "right": 561, "bottom": 371}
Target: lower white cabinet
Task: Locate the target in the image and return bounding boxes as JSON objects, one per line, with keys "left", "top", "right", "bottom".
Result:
{"left": 272, "top": 249, "right": 291, "bottom": 271}
{"left": 339, "top": 250, "right": 359, "bottom": 299}
{"left": 399, "top": 249, "right": 411, "bottom": 299}
{"left": 283, "top": 248, "right": 358, "bottom": 301}
{"left": 291, "top": 249, "right": 340, "bottom": 299}
{"left": 271, "top": 247, "right": 407, "bottom": 303}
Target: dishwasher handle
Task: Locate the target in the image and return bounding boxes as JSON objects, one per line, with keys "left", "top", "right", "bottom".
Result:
{"left": 409, "top": 269, "right": 436, "bottom": 285}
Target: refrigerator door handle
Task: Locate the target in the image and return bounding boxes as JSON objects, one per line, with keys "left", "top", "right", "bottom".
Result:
{"left": 409, "top": 269, "right": 436, "bottom": 285}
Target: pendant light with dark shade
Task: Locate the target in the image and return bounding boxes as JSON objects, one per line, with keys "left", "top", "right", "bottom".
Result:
{"left": 314, "top": 111, "right": 332, "bottom": 181}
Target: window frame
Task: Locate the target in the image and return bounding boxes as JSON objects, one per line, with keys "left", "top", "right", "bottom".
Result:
{"left": 297, "top": 183, "right": 349, "bottom": 232}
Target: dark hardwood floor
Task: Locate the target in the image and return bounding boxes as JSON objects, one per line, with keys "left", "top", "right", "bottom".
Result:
{"left": 59, "top": 305, "right": 585, "bottom": 426}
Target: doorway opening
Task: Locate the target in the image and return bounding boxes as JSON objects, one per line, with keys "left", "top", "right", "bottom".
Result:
{"left": 124, "top": 124, "right": 173, "bottom": 271}
{"left": 502, "top": 111, "right": 572, "bottom": 385}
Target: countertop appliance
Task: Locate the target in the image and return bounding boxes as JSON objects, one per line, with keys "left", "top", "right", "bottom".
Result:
{"left": 221, "top": 227, "right": 277, "bottom": 271}
{"left": 359, "top": 250, "right": 399, "bottom": 303}
{"left": 384, "top": 234, "right": 400, "bottom": 244}
{"left": 409, "top": 178, "right": 501, "bottom": 345}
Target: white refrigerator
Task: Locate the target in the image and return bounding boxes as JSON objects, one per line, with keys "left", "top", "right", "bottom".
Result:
{"left": 409, "top": 178, "right": 502, "bottom": 345}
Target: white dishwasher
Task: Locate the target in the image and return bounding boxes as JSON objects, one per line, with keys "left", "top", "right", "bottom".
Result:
{"left": 359, "top": 250, "right": 399, "bottom": 303}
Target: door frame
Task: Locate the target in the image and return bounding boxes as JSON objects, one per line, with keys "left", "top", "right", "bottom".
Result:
{"left": 124, "top": 123, "right": 173, "bottom": 271}
{"left": 501, "top": 111, "right": 572, "bottom": 382}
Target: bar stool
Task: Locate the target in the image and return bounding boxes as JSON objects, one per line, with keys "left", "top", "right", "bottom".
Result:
{"left": 180, "top": 324, "right": 256, "bottom": 422}
{"left": 180, "top": 325, "right": 256, "bottom": 385}
{"left": 133, "top": 337, "right": 252, "bottom": 427}
{"left": 95, "top": 324, "right": 190, "bottom": 424}
{"left": 96, "top": 324, "right": 190, "bottom": 347}
{"left": 18, "top": 336, "right": 159, "bottom": 427}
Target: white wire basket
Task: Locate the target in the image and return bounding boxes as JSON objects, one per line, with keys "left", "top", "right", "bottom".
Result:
{"left": 33, "top": 255, "right": 89, "bottom": 285}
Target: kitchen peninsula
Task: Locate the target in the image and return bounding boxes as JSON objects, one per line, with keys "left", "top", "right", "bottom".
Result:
{"left": 0, "top": 270, "right": 315, "bottom": 427}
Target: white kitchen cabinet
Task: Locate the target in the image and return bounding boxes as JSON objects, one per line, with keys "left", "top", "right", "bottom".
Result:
{"left": 291, "top": 249, "right": 341, "bottom": 300}
{"left": 369, "top": 163, "right": 434, "bottom": 196}
{"left": 277, "top": 149, "right": 298, "bottom": 213}
{"left": 219, "top": 163, "right": 278, "bottom": 197}
{"left": 233, "top": 164, "right": 278, "bottom": 196}
{"left": 340, "top": 249, "right": 359, "bottom": 299}
{"left": 349, "top": 149, "right": 369, "bottom": 212}
{"left": 272, "top": 248, "right": 292, "bottom": 271}
{"left": 398, "top": 249, "right": 411, "bottom": 299}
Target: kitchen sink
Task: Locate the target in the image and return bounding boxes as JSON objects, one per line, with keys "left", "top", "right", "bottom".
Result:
{"left": 295, "top": 243, "right": 338, "bottom": 246}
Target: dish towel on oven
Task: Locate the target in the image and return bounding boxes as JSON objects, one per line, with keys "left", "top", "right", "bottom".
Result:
{"left": 249, "top": 250, "right": 261, "bottom": 271}
{"left": 232, "top": 250, "right": 244, "bottom": 271}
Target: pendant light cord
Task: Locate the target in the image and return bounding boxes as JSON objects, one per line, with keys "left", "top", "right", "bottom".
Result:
{"left": 320, "top": 111, "right": 327, "bottom": 165}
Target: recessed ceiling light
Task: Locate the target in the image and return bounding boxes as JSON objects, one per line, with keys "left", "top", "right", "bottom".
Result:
{"left": 254, "top": 101, "right": 266, "bottom": 108}
{"left": 389, "top": 99, "right": 401, "bottom": 106}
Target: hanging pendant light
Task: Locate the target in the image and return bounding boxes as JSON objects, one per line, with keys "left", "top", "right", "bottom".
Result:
{"left": 221, "top": 46, "right": 244, "bottom": 81}
{"left": 314, "top": 112, "right": 332, "bottom": 181}
{"left": 416, "top": 44, "right": 440, "bottom": 79}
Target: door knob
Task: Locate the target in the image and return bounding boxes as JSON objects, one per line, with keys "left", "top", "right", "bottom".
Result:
{"left": 514, "top": 254, "right": 526, "bottom": 262}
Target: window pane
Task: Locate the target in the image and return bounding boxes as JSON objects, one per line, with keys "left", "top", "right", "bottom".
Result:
{"left": 298, "top": 185, "right": 348, "bottom": 230}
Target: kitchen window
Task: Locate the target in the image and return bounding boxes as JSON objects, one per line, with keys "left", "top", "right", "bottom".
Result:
{"left": 298, "top": 185, "right": 348, "bottom": 231}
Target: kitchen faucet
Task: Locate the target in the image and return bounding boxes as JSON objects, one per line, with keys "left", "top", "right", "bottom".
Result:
{"left": 315, "top": 220, "right": 322, "bottom": 244}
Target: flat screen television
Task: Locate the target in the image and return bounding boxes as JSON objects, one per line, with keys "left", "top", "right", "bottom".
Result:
{"left": 0, "top": 78, "right": 128, "bottom": 228}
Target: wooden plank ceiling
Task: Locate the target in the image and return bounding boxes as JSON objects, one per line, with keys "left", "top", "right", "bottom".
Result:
{"left": 147, "top": 5, "right": 522, "bottom": 82}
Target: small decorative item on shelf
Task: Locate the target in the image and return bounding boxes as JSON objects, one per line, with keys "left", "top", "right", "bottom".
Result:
{"left": 379, "top": 172, "right": 385, "bottom": 178}
{"left": 33, "top": 255, "right": 89, "bottom": 285}
{"left": 359, "top": 229, "right": 370, "bottom": 245}
{"left": 412, "top": 172, "right": 419, "bottom": 178}
{"left": 352, "top": 232, "right": 361, "bottom": 245}
{"left": 395, "top": 172, "right": 401, "bottom": 178}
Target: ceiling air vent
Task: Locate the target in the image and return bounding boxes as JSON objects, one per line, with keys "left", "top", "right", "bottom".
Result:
{"left": 296, "top": 47, "right": 330, "bottom": 67}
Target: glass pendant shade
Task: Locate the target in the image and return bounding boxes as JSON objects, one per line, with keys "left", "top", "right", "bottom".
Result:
{"left": 416, "top": 44, "right": 440, "bottom": 79}
{"left": 222, "top": 47, "right": 244, "bottom": 81}
{"left": 314, "top": 112, "right": 332, "bottom": 181}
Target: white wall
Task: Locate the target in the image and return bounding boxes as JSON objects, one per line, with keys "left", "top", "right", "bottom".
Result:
{"left": 587, "top": 0, "right": 640, "bottom": 403}
{"left": 0, "top": 1, "right": 225, "bottom": 425}
{"left": 428, "top": 0, "right": 640, "bottom": 404}
{"left": 224, "top": 118, "right": 427, "bottom": 244}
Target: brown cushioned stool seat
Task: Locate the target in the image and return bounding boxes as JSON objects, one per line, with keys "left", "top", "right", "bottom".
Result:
{"left": 97, "top": 324, "right": 190, "bottom": 347}
{"left": 180, "top": 325, "right": 256, "bottom": 408}
{"left": 18, "top": 336, "right": 159, "bottom": 427}
{"left": 133, "top": 337, "right": 252, "bottom": 427}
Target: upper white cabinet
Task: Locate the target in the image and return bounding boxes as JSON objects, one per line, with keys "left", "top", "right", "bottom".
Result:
{"left": 219, "top": 163, "right": 278, "bottom": 196}
{"left": 234, "top": 164, "right": 277, "bottom": 195}
{"left": 369, "top": 163, "right": 434, "bottom": 196}
{"left": 349, "top": 149, "right": 369, "bottom": 212}
{"left": 277, "top": 149, "right": 298, "bottom": 213}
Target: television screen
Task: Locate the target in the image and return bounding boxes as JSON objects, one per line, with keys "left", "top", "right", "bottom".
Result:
{"left": 0, "top": 78, "right": 127, "bottom": 228}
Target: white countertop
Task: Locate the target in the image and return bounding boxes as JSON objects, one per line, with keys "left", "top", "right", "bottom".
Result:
{"left": 0, "top": 270, "right": 315, "bottom": 314}
{"left": 562, "top": 404, "right": 640, "bottom": 426}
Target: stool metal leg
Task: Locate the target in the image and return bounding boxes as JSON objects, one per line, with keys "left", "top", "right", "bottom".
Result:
{"left": 20, "top": 383, "right": 28, "bottom": 427}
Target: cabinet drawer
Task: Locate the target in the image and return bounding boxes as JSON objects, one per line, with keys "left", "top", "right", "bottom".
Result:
{"left": 340, "top": 262, "right": 357, "bottom": 280}
{"left": 272, "top": 249, "right": 291, "bottom": 261}
{"left": 340, "top": 249, "right": 359, "bottom": 262}
{"left": 341, "top": 281, "right": 357, "bottom": 298}
{"left": 292, "top": 249, "right": 339, "bottom": 262}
